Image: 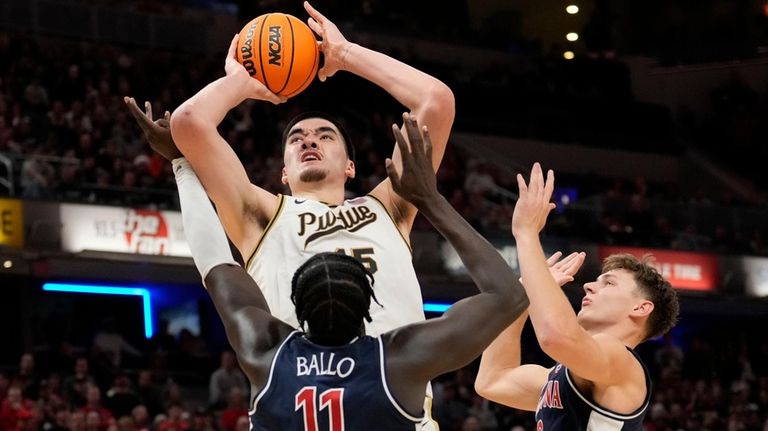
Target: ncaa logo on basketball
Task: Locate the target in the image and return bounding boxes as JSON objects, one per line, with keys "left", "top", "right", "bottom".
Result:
{"left": 268, "top": 26, "right": 282, "bottom": 65}
{"left": 123, "top": 209, "right": 170, "bottom": 255}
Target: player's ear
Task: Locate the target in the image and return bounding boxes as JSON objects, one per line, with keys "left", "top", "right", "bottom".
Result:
{"left": 631, "top": 300, "right": 654, "bottom": 318}
{"left": 281, "top": 166, "right": 289, "bottom": 185}
{"left": 345, "top": 160, "right": 355, "bottom": 179}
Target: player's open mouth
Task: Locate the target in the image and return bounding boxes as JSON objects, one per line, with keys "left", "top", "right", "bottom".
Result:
{"left": 301, "top": 151, "right": 322, "bottom": 162}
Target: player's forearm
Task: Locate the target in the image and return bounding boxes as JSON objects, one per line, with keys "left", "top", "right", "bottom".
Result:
{"left": 172, "top": 76, "right": 247, "bottom": 144}
{"left": 419, "top": 194, "right": 522, "bottom": 300}
{"left": 344, "top": 43, "right": 453, "bottom": 115}
{"left": 515, "top": 233, "right": 581, "bottom": 347}
{"left": 476, "top": 313, "right": 527, "bottom": 393}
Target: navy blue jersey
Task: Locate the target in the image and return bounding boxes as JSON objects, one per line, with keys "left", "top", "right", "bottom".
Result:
{"left": 250, "top": 331, "right": 423, "bottom": 431}
{"left": 534, "top": 348, "right": 651, "bottom": 431}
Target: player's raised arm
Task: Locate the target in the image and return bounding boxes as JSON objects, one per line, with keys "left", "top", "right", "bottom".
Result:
{"left": 379, "top": 115, "right": 528, "bottom": 411}
{"left": 169, "top": 34, "right": 285, "bottom": 256}
{"left": 175, "top": 157, "right": 293, "bottom": 389}
{"left": 475, "top": 251, "right": 585, "bottom": 411}
{"left": 303, "top": 2, "right": 455, "bottom": 227}
{"left": 511, "top": 164, "right": 639, "bottom": 385}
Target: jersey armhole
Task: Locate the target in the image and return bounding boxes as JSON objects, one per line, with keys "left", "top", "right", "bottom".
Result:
{"left": 366, "top": 194, "right": 413, "bottom": 254}
{"left": 376, "top": 336, "right": 424, "bottom": 424}
{"left": 245, "top": 194, "right": 287, "bottom": 270}
{"left": 249, "top": 330, "right": 301, "bottom": 413}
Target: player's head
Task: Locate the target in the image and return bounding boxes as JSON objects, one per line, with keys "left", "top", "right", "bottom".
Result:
{"left": 577, "top": 253, "right": 679, "bottom": 342}
{"left": 290, "top": 252, "right": 379, "bottom": 345}
{"left": 281, "top": 112, "right": 356, "bottom": 189}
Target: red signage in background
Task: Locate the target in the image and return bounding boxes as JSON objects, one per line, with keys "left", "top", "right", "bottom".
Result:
{"left": 598, "top": 246, "right": 718, "bottom": 291}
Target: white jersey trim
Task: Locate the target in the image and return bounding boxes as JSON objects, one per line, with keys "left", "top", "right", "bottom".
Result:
{"left": 564, "top": 368, "right": 648, "bottom": 421}
{"left": 586, "top": 410, "right": 625, "bottom": 431}
{"left": 365, "top": 194, "right": 412, "bottom": 254}
{"left": 249, "top": 330, "right": 302, "bottom": 415}
{"left": 245, "top": 193, "right": 287, "bottom": 271}
{"left": 376, "top": 336, "right": 424, "bottom": 423}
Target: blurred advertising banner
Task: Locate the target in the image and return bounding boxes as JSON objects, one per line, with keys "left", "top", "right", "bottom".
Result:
{"left": 60, "top": 204, "right": 191, "bottom": 257}
{"left": 0, "top": 198, "right": 24, "bottom": 248}
{"left": 598, "top": 246, "right": 718, "bottom": 291}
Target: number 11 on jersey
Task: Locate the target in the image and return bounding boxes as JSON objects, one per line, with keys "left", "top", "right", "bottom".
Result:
{"left": 295, "top": 387, "right": 345, "bottom": 431}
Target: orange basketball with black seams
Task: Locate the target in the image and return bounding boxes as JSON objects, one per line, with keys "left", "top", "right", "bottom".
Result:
{"left": 236, "top": 13, "right": 319, "bottom": 98}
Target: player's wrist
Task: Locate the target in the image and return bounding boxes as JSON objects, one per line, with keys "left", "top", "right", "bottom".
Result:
{"left": 414, "top": 192, "right": 447, "bottom": 214}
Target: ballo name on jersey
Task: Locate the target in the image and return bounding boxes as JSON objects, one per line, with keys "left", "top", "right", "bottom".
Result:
{"left": 296, "top": 353, "right": 356, "bottom": 378}
{"left": 297, "top": 205, "right": 377, "bottom": 247}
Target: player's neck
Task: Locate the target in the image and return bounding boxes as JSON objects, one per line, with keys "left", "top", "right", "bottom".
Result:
{"left": 586, "top": 322, "right": 643, "bottom": 349}
{"left": 291, "top": 183, "right": 347, "bottom": 206}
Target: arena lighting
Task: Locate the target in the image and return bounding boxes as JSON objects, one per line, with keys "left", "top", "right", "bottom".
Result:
{"left": 423, "top": 302, "right": 453, "bottom": 313}
{"left": 566, "top": 32, "right": 579, "bottom": 42}
{"left": 563, "top": 51, "right": 575, "bottom": 60}
{"left": 42, "top": 283, "right": 154, "bottom": 338}
{"left": 566, "top": 5, "right": 579, "bottom": 14}
{"left": 2, "top": 260, "right": 11, "bottom": 268}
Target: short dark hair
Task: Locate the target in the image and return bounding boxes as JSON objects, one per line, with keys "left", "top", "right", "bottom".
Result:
{"left": 281, "top": 111, "right": 355, "bottom": 163}
{"left": 290, "top": 252, "right": 378, "bottom": 345}
{"left": 602, "top": 253, "right": 679, "bottom": 340}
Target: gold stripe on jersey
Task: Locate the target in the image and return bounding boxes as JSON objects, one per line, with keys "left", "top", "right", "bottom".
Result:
{"left": 366, "top": 194, "right": 412, "bottom": 254}
{"left": 246, "top": 194, "right": 287, "bottom": 271}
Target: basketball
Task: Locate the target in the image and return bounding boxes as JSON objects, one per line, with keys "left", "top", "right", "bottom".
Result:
{"left": 236, "top": 13, "right": 319, "bottom": 98}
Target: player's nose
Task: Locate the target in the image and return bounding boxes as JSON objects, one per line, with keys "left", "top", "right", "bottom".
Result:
{"left": 583, "top": 282, "right": 596, "bottom": 294}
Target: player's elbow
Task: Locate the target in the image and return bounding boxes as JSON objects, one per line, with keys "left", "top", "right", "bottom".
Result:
{"left": 474, "top": 374, "right": 496, "bottom": 401}
{"left": 424, "top": 83, "right": 455, "bottom": 118}
{"left": 170, "top": 105, "right": 207, "bottom": 146}
{"left": 536, "top": 324, "right": 578, "bottom": 357}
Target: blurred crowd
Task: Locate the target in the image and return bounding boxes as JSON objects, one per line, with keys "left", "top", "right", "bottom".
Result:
{"left": 0, "top": 28, "right": 766, "bottom": 256}
{"left": 2, "top": 319, "right": 766, "bottom": 431}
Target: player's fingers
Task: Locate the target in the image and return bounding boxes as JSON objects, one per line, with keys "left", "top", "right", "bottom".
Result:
{"left": 227, "top": 33, "right": 239, "bottom": 60}
{"left": 164, "top": 111, "right": 171, "bottom": 121}
{"left": 392, "top": 123, "right": 411, "bottom": 160}
{"left": 317, "top": 65, "right": 328, "bottom": 82}
{"left": 422, "top": 125, "right": 433, "bottom": 162}
{"left": 144, "top": 101, "right": 153, "bottom": 121}
{"left": 384, "top": 158, "right": 401, "bottom": 189}
{"left": 530, "top": 162, "right": 544, "bottom": 197}
{"left": 555, "top": 252, "right": 580, "bottom": 270}
{"left": 403, "top": 113, "right": 422, "bottom": 157}
{"left": 516, "top": 173, "right": 528, "bottom": 195}
{"left": 544, "top": 169, "right": 555, "bottom": 201}
{"left": 307, "top": 17, "right": 323, "bottom": 37}
{"left": 124, "top": 97, "right": 150, "bottom": 126}
{"left": 304, "top": 1, "right": 327, "bottom": 24}
{"left": 546, "top": 251, "right": 563, "bottom": 266}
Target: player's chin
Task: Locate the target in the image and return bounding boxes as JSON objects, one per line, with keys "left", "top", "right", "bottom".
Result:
{"left": 299, "top": 168, "right": 329, "bottom": 183}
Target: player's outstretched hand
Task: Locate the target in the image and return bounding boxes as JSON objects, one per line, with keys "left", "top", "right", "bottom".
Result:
{"left": 547, "top": 251, "right": 586, "bottom": 286}
{"left": 511, "top": 162, "right": 556, "bottom": 239}
{"left": 385, "top": 113, "right": 438, "bottom": 207}
{"left": 520, "top": 251, "right": 586, "bottom": 287}
{"left": 304, "top": 1, "right": 351, "bottom": 82}
{"left": 124, "top": 97, "right": 181, "bottom": 161}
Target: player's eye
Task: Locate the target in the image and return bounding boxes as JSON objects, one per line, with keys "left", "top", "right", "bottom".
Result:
{"left": 320, "top": 134, "right": 333, "bottom": 140}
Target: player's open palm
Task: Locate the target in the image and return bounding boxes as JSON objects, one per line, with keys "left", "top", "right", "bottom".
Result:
{"left": 512, "top": 162, "right": 556, "bottom": 238}
{"left": 124, "top": 97, "right": 181, "bottom": 161}
{"left": 385, "top": 113, "right": 438, "bottom": 206}
{"left": 304, "top": 1, "right": 350, "bottom": 81}
{"left": 546, "top": 251, "right": 586, "bottom": 286}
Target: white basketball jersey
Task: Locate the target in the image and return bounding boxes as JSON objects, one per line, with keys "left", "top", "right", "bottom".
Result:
{"left": 246, "top": 194, "right": 426, "bottom": 336}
